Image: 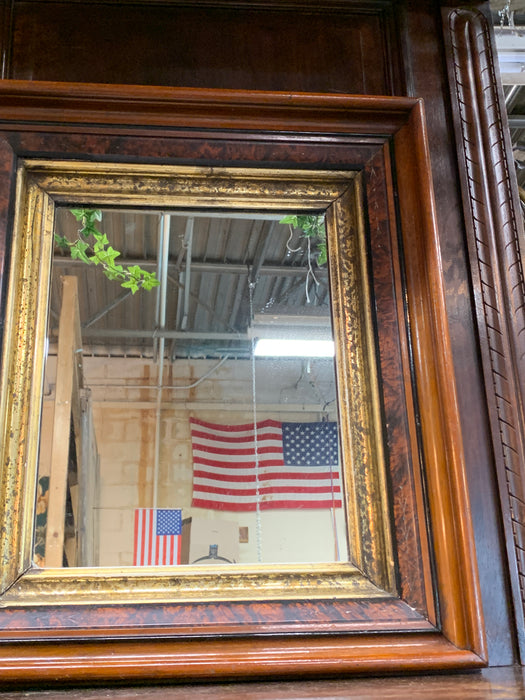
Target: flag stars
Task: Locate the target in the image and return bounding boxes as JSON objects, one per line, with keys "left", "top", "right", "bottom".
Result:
{"left": 282, "top": 422, "right": 339, "bottom": 467}
{"left": 156, "top": 509, "right": 182, "bottom": 536}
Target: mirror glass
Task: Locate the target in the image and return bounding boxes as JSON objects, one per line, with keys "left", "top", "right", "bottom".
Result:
{"left": 34, "top": 207, "right": 349, "bottom": 567}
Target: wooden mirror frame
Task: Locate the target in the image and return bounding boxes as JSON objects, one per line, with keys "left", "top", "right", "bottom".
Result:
{"left": 0, "top": 82, "right": 485, "bottom": 683}
{"left": 1, "top": 162, "right": 394, "bottom": 599}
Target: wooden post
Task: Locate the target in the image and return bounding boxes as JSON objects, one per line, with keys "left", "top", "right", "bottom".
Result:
{"left": 44, "top": 276, "right": 82, "bottom": 568}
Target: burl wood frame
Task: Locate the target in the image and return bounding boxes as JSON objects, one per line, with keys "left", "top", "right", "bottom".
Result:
{"left": 0, "top": 82, "right": 484, "bottom": 683}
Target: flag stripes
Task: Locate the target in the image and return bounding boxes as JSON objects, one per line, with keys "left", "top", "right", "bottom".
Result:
{"left": 133, "top": 508, "right": 182, "bottom": 566}
{"left": 191, "top": 418, "right": 342, "bottom": 511}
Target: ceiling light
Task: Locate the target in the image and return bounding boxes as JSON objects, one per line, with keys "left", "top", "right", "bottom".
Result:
{"left": 254, "top": 338, "right": 335, "bottom": 357}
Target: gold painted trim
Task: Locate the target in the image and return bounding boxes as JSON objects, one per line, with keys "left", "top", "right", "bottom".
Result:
{"left": 1, "top": 563, "right": 385, "bottom": 606}
{"left": 25, "top": 161, "right": 355, "bottom": 209}
{"left": 0, "top": 168, "right": 55, "bottom": 595}
{"left": 0, "top": 161, "right": 393, "bottom": 608}
{"left": 328, "top": 178, "right": 395, "bottom": 593}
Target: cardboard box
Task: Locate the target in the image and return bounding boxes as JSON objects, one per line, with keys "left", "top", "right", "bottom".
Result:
{"left": 181, "top": 517, "right": 239, "bottom": 564}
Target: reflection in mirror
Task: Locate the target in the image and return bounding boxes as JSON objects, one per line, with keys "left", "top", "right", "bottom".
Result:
{"left": 35, "top": 207, "right": 348, "bottom": 568}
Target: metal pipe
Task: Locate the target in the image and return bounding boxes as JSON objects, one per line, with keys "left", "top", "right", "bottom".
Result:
{"left": 70, "top": 329, "right": 247, "bottom": 341}
{"left": 158, "top": 215, "right": 171, "bottom": 335}
{"left": 152, "top": 214, "right": 171, "bottom": 510}
{"left": 153, "top": 214, "right": 164, "bottom": 363}
{"left": 181, "top": 218, "right": 194, "bottom": 331}
{"left": 82, "top": 289, "right": 132, "bottom": 329}
{"left": 85, "top": 400, "right": 335, "bottom": 414}
{"left": 506, "top": 84, "right": 521, "bottom": 109}
{"left": 508, "top": 115, "right": 525, "bottom": 128}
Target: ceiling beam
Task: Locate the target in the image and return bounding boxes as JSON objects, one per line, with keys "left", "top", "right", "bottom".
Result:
{"left": 52, "top": 256, "right": 328, "bottom": 278}
{"left": 509, "top": 115, "right": 525, "bottom": 128}
{"left": 50, "top": 328, "right": 249, "bottom": 341}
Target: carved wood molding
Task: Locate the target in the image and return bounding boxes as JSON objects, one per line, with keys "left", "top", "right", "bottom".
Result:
{"left": 444, "top": 6, "right": 525, "bottom": 653}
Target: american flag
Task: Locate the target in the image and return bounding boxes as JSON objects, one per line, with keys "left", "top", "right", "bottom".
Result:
{"left": 190, "top": 418, "right": 342, "bottom": 511}
{"left": 133, "top": 508, "right": 182, "bottom": 565}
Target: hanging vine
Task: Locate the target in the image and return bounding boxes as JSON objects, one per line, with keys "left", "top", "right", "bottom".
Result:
{"left": 280, "top": 214, "right": 327, "bottom": 302}
{"left": 54, "top": 209, "right": 160, "bottom": 294}
{"left": 280, "top": 214, "right": 327, "bottom": 264}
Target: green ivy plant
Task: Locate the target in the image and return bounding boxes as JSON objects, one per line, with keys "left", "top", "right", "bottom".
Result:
{"left": 279, "top": 214, "right": 327, "bottom": 265}
{"left": 55, "top": 209, "right": 160, "bottom": 294}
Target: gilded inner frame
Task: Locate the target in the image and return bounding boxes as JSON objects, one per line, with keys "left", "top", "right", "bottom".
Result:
{"left": 0, "top": 160, "right": 394, "bottom": 606}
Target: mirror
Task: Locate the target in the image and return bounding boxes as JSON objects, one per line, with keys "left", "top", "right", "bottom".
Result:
{"left": 0, "top": 87, "right": 485, "bottom": 681}
{"left": 36, "top": 207, "right": 349, "bottom": 567}
{"left": 0, "top": 160, "right": 397, "bottom": 606}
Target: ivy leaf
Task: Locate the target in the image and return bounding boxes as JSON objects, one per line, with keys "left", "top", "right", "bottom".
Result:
{"left": 121, "top": 278, "right": 140, "bottom": 294}
{"left": 70, "top": 209, "right": 88, "bottom": 222}
{"left": 94, "top": 245, "right": 120, "bottom": 267}
{"left": 93, "top": 232, "right": 110, "bottom": 250}
{"left": 102, "top": 246, "right": 120, "bottom": 266}
{"left": 126, "top": 264, "right": 143, "bottom": 281}
{"left": 70, "top": 239, "right": 90, "bottom": 264}
{"left": 104, "top": 264, "right": 125, "bottom": 281}
{"left": 54, "top": 233, "right": 71, "bottom": 251}
{"left": 279, "top": 215, "right": 299, "bottom": 226}
{"left": 142, "top": 272, "right": 161, "bottom": 290}
{"left": 62, "top": 208, "right": 160, "bottom": 294}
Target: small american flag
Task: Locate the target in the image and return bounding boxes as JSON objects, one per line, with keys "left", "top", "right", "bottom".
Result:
{"left": 190, "top": 418, "right": 342, "bottom": 511}
{"left": 133, "top": 508, "right": 182, "bottom": 565}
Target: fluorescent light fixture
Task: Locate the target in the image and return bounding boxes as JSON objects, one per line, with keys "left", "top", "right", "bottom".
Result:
{"left": 495, "top": 30, "right": 525, "bottom": 82}
{"left": 254, "top": 338, "right": 335, "bottom": 357}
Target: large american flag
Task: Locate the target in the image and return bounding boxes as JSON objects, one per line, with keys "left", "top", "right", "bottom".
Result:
{"left": 133, "top": 508, "right": 182, "bottom": 565}
{"left": 190, "top": 418, "right": 342, "bottom": 511}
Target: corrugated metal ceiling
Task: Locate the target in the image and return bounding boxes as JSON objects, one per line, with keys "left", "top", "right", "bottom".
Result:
{"left": 49, "top": 208, "right": 331, "bottom": 360}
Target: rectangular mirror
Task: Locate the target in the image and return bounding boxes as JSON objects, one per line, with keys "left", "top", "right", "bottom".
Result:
{"left": 0, "top": 161, "right": 393, "bottom": 604}
{"left": 36, "top": 207, "right": 349, "bottom": 567}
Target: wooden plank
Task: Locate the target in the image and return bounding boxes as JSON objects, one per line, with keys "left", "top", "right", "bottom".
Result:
{"left": 44, "top": 276, "right": 81, "bottom": 568}
{"left": 67, "top": 301, "right": 84, "bottom": 567}
{"left": 78, "top": 392, "right": 99, "bottom": 567}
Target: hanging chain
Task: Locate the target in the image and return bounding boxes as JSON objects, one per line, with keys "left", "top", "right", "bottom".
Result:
{"left": 500, "top": 0, "right": 516, "bottom": 29}
{"left": 248, "top": 273, "right": 263, "bottom": 563}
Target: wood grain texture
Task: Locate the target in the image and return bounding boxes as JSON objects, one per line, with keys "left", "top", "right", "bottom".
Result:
{"left": 0, "top": 80, "right": 415, "bottom": 133}
{"left": 400, "top": 0, "right": 516, "bottom": 666}
{"left": 394, "top": 99, "right": 485, "bottom": 657}
{"left": 6, "top": 1, "right": 401, "bottom": 95}
{"left": 0, "top": 597, "right": 430, "bottom": 640}
{"left": 0, "top": 0, "right": 13, "bottom": 80}
{"left": 0, "top": 666, "right": 522, "bottom": 698}
{"left": 0, "top": 134, "right": 432, "bottom": 639}
{"left": 0, "top": 0, "right": 515, "bottom": 674}
{"left": 364, "top": 147, "right": 434, "bottom": 617}
{"left": 45, "top": 276, "right": 80, "bottom": 568}
{"left": 0, "top": 634, "right": 485, "bottom": 685}
{"left": 444, "top": 5, "right": 525, "bottom": 660}
{"left": 0, "top": 86, "right": 485, "bottom": 680}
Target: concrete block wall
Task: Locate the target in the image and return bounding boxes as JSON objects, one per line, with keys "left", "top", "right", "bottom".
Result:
{"left": 39, "top": 355, "right": 347, "bottom": 567}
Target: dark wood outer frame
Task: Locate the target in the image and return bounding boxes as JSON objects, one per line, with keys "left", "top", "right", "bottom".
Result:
{"left": 0, "top": 81, "right": 484, "bottom": 682}
{"left": 0, "top": 0, "right": 405, "bottom": 96}
{"left": 443, "top": 6, "right": 525, "bottom": 662}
